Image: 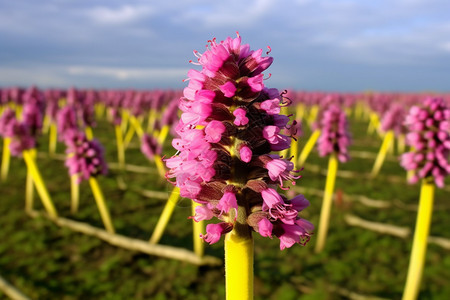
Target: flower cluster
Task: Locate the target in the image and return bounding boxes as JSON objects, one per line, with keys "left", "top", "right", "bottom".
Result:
{"left": 165, "top": 34, "right": 313, "bottom": 250}
{"left": 380, "top": 104, "right": 407, "bottom": 135}
{"left": 400, "top": 97, "right": 450, "bottom": 187}
{"left": 0, "top": 108, "right": 35, "bottom": 156}
{"left": 317, "top": 104, "right": 351, "bottom": 162}
{"left": 64, "top": 130, "right": 108, "bottom": 182}
{"left": 57, "top": 106, "right": 78, "bottom": 141}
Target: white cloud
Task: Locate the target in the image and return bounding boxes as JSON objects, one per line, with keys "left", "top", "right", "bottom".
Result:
{"left": 0, "top": 67, "right": 71, "bottom": 87}
{"left": 177, "top": 0, "right": 274, "bottom": 27}
{"left": 441, "top": 42, "right": 450, "bottom": 52}
{"left": 67, "top": 65, "right": 188, "bottom": 81}
{"left": 87, "top": 5, "right": 154, "bottom": 24}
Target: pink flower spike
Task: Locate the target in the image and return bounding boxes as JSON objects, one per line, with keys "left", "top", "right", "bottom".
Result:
{"left": 247, "top": 73, "right": 264, "bottom": 92}
{"left": 257, "top": 218, "right": 273, "bottom": 237}
{"left": 204, "top": 120, "right": 226, "bottom": 143}
{"left": 261, "top": 188, "right": 284, "bottom": 211}
{"left": 217, "top": 191, "right": 238, "bottom": 218}
{"left": 191, "top": 205, "right": 214, "bottom": 222}
{"left": 260, "top": 99, "right": 281, "bottom": 115}
{"left": 233, "top": 108, "right": 249, "bottom": 126}
{"left": 239, "top": 145, "right": 252, "bottom": 163}
{"left": 200, "top": 222, "right": 233, "bottom": 245}
{"left": 220, "top": 81, "right": 237, "bottom": 98}
{"left": 290, "top": 194, "right": 310, "bottom": 211}
{"left": 262, "top": 125, "right": 280, "bottom": 144}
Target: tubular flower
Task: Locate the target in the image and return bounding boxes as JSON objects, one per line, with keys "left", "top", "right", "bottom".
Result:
{"left": 317, "top": 104, "right": 352, "bottom": 162}
{"left": 400, "top": 97, "right": 450, "bottom": 187}
{"left": 165, "top": 34, "right": 312, "bottom": 250}
{"left": 380, "top": 103, "right": 407, "bottom": 135}
{"left": 64, "top": 130, "right": 108, "bottom": 182}
{"left": 57, "top": 106, "right": 78, "bottom": 141}
{"left": 0, "top": 109, "right": 35, "bottom": 156}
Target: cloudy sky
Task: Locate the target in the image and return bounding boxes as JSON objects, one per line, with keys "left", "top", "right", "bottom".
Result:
{"left": 1, "top": 0, "right": 449, "bottom": 92}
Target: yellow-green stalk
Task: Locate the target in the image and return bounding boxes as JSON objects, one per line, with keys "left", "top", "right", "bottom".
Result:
{"left": 225, "top": 205, "right": 253, "bottom": 300}
{"left": 123, "top": 122, "right": 136, "bottom": 148}
{"left": 146, "top": 108, "right": 157, "bottom": 132}
{"left": 153, "top": 155, "right": 166, "bottom": 178}
{"left": 23, "top": 149, "right": 58, "bottom": 218}
{"left": 89, "top": 177, "right": 115, "bottom": 233}
{"left": 279, "top": 106, "right": 290, "bottom": 159}
{"left": 354, "top": 101, "right": 364, "bottom": 121}
{"left": 298, "top": 129, "right": 321, "bottom": 166}
{"left": 315, "top": 153, "right": 338, "bottom": 253}
{"left": 85, "top": 126, "right": 94, "bottom": 141}
{"left": 95, "top": 103, "right": 105, "bottom": 120}
{"left": 70, "top": 175, "right": 80, "bottom": 214}
{"left": 370, "top": 130, "right": 394, "bottom": 178}
{"left": 367, "top": 112, "right": 380, "bottom": 135}
{"left": 402, "top": 178, "right": 435, "bottom": 300}
{"left": 123, "top": 115, "right": 144, "bottom": 148}
{"left": 192, "top": 201, "right": 205, "bottom": 257}
{"left": 289, "top": 104, "right": 303, "bottom": 169}
{"left": 42, "top": 114, "right": 51, "bottom": 134}
{"left": 398, "top": 134, "right": 406, "bottom": 154}
{"left": 121, "top": 110, "right": 129, "bottom": 134}
{"left": 115, "top": 125, "right": 125, "bottom": 170}
{"left": 130, "top": 116, "right": 144, "bottom": 138}
{"left": 48, "top": 122, "right": 58, "bottom": 155}
{"left": 1, "top": 137, "right": 11, "bottom": 181}
{"left": 149, "top": 187, "right": 180, "bottom": 244}
{"left": 307, "top": 104, "right": 319, "bottom": 128}
{"left": 157, "top": 125, "right": 170, "bottom": 145}
{"left": 25, "top": 161, "right": 34, "bottom": 213}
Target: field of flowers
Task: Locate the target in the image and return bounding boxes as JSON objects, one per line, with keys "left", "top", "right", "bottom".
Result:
{"left": 0, "top": 84, "right": 449, "bottom": 300}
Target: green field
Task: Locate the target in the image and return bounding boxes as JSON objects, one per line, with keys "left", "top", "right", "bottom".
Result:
{"left": 1, "top": 114, "right": 449, "bottom": 300}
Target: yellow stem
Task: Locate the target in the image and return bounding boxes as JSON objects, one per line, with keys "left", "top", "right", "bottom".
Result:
{"left": 298, "top": 129, "right": 321, "bottom": 166}
{"left": 15, "top": 105, "right": 23, "bottom": 120}
{"left": 398, "top": 134, "right": 406, "bottom": 154}
{"left": 315, "top": 154, "right": 338, "bottom": 253}
{"left": 149, "top": 187, "right": 180, "bottom": 244}
{"left": 49, "top": 123, "right": 58, "bottom": 155}
{"left": 153, "top": 154, "right": 166, "bottom": 178}
{"left": 121, "top": 110, "right": 129, "bottom": 134}
{"left": 147, "top": 109, "right": 157, "bottom": 132}
{"left": 402, "top": 179, "right": 435, "bottom": 300}
{"left": 23, "top": 149, "right": 58, "bottom": 218}
{"left": 225, "top": 210, "right": 254, "bottom": 300}
{"left": 123, "top": 122, "right": 136, "bottom": 149}
{"left": 295, "top": 103, "right": 304, "bottom": 122}
{"left": 85, "top": 126, "right": 94, "bottom": 140}
{"left": 191, "top": 202, "right": 205, "bottom": 257}
{"left": 70, "top": 175, "right": 80, "bottom": 214}
{"left": 157, "top": 125, "right": 170, "bottom": 145}
{"left": 279, "top": 106, "right": 290, "bottom": 158}
{"left": 115, "top": 125, "right": 125, "bottom": 170}
{"left": 367, "top": 112, "right": 380, "bottom": 135}
{"left": 42, "top": 115, "right": 50, "bottom": 134}
{"left": 370, "top": 130, "right": 394, "bottom": 178}
{"left": 95, "top": 103, "right": 105, "bottom": 120}
{"left": 89, "top": 177, "right": 115, "bottom": 233}
{"left": 1, "top": 137, "right": 11, "bottom": 181}
{"left": 26, "top": 163, "right": 34, "bottom": 213}
{"left": 130, "top": 116, "right": 144, "bottom": 138}
{"left": 307, "top": 105, "right": 319, "bottom": 128}
{"left": 290, "top": 138, "right": 299, "bottom": 169}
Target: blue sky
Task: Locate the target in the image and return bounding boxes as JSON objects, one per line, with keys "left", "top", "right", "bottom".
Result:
{"left": 1, "top": 0, "right": 449, "bottom": 92}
